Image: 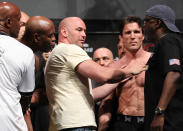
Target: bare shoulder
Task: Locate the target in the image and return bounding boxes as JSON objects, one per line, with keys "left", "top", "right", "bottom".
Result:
{"left": 141, "top": 51, "right": 152, "bottom": 63}
{"left": 144, "top": 51, "right": 152, "bottom": 58}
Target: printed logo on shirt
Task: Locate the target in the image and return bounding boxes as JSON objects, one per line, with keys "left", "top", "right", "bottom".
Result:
{"left": 169, "top": 59, "right": 180, "bottom": 65}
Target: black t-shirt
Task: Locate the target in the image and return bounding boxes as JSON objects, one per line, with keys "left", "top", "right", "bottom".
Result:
{"left": 144, "top": 33, "right": 183, "bottom": 131}
{"left": 35, "top": 51, "right": 45, "bottom": 89}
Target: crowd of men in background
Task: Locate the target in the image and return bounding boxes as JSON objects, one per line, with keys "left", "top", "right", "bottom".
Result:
{"left": 0, "top": 1, "right": 183, "bottom": 131}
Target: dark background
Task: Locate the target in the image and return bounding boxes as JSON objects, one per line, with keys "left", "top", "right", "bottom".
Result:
{"left": 6, "top": 0, "right": 183, "bottom": 58}
{"left": 52, "top": 19, "right": 183, "bottom": 58}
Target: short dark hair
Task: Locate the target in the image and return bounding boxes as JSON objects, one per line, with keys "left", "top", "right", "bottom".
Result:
{"left": 119, "top": 15, "right": 143, "bottom": 35}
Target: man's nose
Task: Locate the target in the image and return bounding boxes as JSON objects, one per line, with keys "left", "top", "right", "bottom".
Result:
{"left": 82, "top": 31, "right": 86, "bottom": 37}
{"left": 99, "top": 60, "right": 105, "bottom": 66}
{"left": 130, "top": 32, "right": 135, "bottom": 38}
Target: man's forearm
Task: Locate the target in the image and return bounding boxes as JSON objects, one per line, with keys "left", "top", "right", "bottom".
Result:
{"left": 20, "top": 92, "right": 33, "bottom": 114}
{"left": 24, "top": 109, "right": 33, "bottom": 131}
{"left": 92, "top": 83, "right": 118, "bottom": 102}
{"left": 157, "top": 71, "right": 180, "bottom": 110}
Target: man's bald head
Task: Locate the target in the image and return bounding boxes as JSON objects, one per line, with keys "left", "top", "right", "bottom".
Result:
{"left": 17, "top": 11, "right": 30, "bottom": 40}
{"left": 93, "top": 47, "right": 114, "bottom": 67}
{"left": 0, "top": 2, "right": 20, "bottom": 20}
{"left": 22, "top": 16, "right": 56, "bottom": 52}
{"left": 0, "top": 2, "right": 21, "bottom": 38}
{"left": 58, "top": 17, "right": 84, "bottom": 32}
{"left": 25, "top": 16, "right": 54, "bottom": 35}
{"left": 58, "top": 17, "right": 86, "bottom": 47}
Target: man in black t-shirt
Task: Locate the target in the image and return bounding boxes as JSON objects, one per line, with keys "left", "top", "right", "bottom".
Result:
{"left": 143, "top": 5, "right": 183, "bottom": 131}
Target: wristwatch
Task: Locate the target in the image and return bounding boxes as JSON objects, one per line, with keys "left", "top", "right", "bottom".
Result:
{"left": 154, "top": 107, "right": 165, "bottom": 115}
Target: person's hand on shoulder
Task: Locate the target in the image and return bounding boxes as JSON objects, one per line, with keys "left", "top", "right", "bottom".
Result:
{"left": 125, "top": 60, "right": 147, "bottom": 76}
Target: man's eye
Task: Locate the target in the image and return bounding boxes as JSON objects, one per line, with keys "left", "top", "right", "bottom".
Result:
{"left": 103, "top": 57, "right": 109, "bottom": 61}
{"left": 125, "top": 31, "right": 131, "bottom": 34}
{"left": 48, "top": 33, "right": 55, "bottom": 38}
{"left": 134, "top": 30, "right": 140, "bottom": 33}
{"left": 94, "top": 59, "right": 99, "bottom": 62}
{"left": 76, "top": 27, "right": 82, "bottom": 31}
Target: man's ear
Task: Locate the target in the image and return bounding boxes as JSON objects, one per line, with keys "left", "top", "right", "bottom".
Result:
{"left": 155, "top": 19, "right": 162, "bottom": 29}
{"left": 5, "top": 18, "right": 11, "bottom": 28}
{"left": 118, "top": 34, "right": 122, "bottom": 41}
{"left": 61, "top": 26, "right": 68, "bottom": 38}
{"left": 34, "top": 33, "right": 40, "bottom": 43}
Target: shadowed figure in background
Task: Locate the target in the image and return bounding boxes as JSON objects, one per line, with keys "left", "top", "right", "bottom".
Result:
{"left": 20, "top": 16, "right": 56, "bottom": 131}
{"left": 117, "top": 34, "right": 126, "bottom": 59}
{"left": 17, "top": 11, "right": 30, "bottom": 41}
{"left": 93, "top": 47, "right": 114, "bottom": 67}
{"left": 92, "top": 47, "right": 114, "bottom": 127}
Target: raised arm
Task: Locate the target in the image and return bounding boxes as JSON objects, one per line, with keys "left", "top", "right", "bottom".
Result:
{"left": 76, "top": 59, "right": 146, "bottom": 83}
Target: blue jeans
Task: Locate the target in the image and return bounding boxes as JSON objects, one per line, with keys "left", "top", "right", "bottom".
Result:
{"left": 60, "top": 127, "right": 95, "bottom": 131}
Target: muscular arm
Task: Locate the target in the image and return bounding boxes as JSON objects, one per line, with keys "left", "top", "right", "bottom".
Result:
{"left": 157, "top": 39, "right": 181, "bottom": 110}
{"left": 20, "top": 92, "right": 32, "bottom": 114}
{"left": 150, "top": 71, "right": 180, "bottom": 130}
{"left": 24, "top": 109, "right": 33, "bottom": 131}
{"left": 20, "top": 92, "right": 33, "bottom": 131}
{"left": 92, "top": 83, "right": 119, "bottom": 102}
{"left": 76, "top": 60, "right": 145, "bottom": 83}
{"left": 158, "top": 71, "right": 180, "bottom": 110}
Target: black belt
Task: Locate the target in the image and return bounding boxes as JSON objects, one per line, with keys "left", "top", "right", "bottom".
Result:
{"left": 116, "top": 114, "right": 144, "bottom": 124}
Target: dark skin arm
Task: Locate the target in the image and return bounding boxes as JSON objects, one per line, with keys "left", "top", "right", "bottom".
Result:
{"left": 150, "top": 71, "right": 180, "bottom": 131}
{"left": 24, "top": 109, "right": 33, "bottom": 131}
{"left": 20, "top": 94, "right": 33, "bottom": 131}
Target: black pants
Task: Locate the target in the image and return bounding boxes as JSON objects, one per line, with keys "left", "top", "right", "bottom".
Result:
{"left": 31, "top": 105, "right": 50, "bottom": 131}
{"left": 112, "top": 115, "right": 144, "bottom": 131}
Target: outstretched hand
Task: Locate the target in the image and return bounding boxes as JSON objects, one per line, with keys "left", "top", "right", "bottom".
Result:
{"left": 132, "top": 65, "right": 148, "bottom": 75}
{"left": 123, "top": 60, "right": 148, "bottom": 77}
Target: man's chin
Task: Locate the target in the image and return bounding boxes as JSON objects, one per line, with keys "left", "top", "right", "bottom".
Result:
{"left": 80, "top": 44, "right": 83, "bottom": 48}
{"left": 76, "top": 43, "right": 83, "bottom": 48}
